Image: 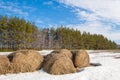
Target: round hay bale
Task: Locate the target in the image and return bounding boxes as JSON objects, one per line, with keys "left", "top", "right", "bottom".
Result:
{"left": 8, "top": 50, "right": 43, "bottom": 73}
{"left": 10, "top": 63, "right": 32, "bottom": 73}
{"left": 43, "top": 49, "right": 75, "bottom": 74}
{"left": 74, "top": 50, "right": 90, "bottom": 68}
{"left": 50, "top": 57, "right": 76, "bottom": 75}
{"left": 43, "top": 53, "right": 65, "bottom": 72}
{"left": 59, "top": 49, "right": 72, "bottom": 59}
{"left": 0, "top": 55, "right": 11, "bottom": 74}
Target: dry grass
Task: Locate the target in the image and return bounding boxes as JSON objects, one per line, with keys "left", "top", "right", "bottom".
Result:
{"left": 0, "top": 55, "right": 11, "bottom": 74}
{"left": 74, "top": 50, "right": 90, "bottom": 68}
{"left": 43, "top": 53, "right": 64, "bottom": 72}
{"left": 50, "top": 57, "right": 76, "bottom": 75}
{"left": 59, "top": 49, "right": 72, "bottom": 59}
{"left": 0, "top": 49, "right": 91, "bottom": 75}
{"left": 43, "top": 49, "right": 76, "bottom": 75}
{"left": 8, "top": 50, "right": 43, "bottom": 73}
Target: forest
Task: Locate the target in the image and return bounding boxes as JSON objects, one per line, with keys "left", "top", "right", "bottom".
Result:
{"left": 0, "top": 16, "right": 117, "bottom": 51}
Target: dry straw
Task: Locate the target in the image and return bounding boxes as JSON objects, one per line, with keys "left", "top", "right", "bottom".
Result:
{"left": 50, "top": 57, "right": 76, "bottom": 75}
{"left": 74, "top": 50, "right": 90, "bottom": 68}
{"left": 43, "top": 49, "right": 76, "bottom": 75}
{"left": 59, "top": 49, "right": 72, "bottom": 59}
{"left": 8, "top": 50, "right": 43, "bottom": 73}
{"left": 0, "top": 55, "right": 11, "bottom": 74}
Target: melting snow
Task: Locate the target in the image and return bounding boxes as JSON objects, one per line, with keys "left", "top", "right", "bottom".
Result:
{"left": 0, "top": 50, "right": 120, "bottom": 80}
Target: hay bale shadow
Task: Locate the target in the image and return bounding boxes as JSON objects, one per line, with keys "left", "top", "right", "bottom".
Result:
{"left": 76, "top": 68, "right": 84, "bottom": 72}
{"left": 114, "top": 56, "right": 120, "bottom": 59}
{"left": 90, "top": 63, "right": 102, "bottom": 67}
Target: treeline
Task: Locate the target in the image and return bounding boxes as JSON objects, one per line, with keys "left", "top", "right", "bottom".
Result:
{"left": 0, "top": 16, "right": 40, "bottom": 50}
{"left": 0, "top": 16, "right": 117, "bottom": 51}
{"left": 41, "top": 27, "right": 117, "bottom": 49}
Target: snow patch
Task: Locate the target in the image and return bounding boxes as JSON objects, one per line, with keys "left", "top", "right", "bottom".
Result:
{"left": 0, "top": 51, "right": 120, "bottom": 80}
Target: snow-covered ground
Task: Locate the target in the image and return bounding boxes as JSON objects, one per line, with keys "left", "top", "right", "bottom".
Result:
{"left": 0, "top": 50, "right": 120, "bottom": 80}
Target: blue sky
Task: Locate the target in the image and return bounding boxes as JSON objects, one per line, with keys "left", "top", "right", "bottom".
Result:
{"left": 0, "top": 0, "right": 80, "bottom": 26}
{"left": 0, "top": 0, "right": 120, "bottom": 44}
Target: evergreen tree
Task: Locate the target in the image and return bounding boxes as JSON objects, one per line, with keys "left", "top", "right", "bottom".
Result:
{"left": 0, "top": 16, "right": 40, "bottom": 50}
{"left": 0, "top": 15, "right": 117, "bottom": 51}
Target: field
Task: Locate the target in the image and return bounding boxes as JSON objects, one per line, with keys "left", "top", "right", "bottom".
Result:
{"left": 0, "top": 50, "right": 120, "bottom": 80}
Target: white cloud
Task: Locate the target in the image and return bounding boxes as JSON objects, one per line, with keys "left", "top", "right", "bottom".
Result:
{"left": 58, "top": 0, "right": 120, "bottom": 44}
{"left": 67, "top": 21, "right": 120, "bottom": 42}
{"left": 59, "top": 0, "right": 120, "bottom": 22}
{"left": 67, "top": 21, "right": 111, "bottom": 35}
{"left": 0, "top": 1, "right": 29, "bottom": 16}
{"left": 36, "top": 19, "right": 43, "bottom": 24}
{"left": 74, "top": 8, "right": 99, "bottom": 22}
{"left": 43, "top": 1, "right": 53, "bottom": 5}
